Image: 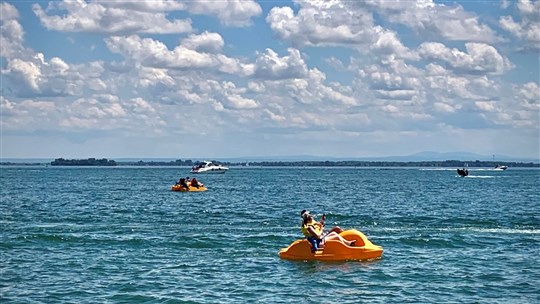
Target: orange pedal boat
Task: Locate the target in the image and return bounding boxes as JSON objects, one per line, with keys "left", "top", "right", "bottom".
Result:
{"left": 171, "top": 184, "right": 207, "bottom": 192}
{"left": 279, "top": 229, "right": 383, "bottom": 261}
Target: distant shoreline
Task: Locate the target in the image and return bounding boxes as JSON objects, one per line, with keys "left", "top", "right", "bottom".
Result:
{"left": 1, "top": 158, "right": 538, "bottom": 168}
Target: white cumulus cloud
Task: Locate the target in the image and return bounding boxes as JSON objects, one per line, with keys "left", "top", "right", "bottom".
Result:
{"left": 253, "top": 48, "right": 308, "bottom": 80}
{"left": 1, "top": 2, "right": 25, "bottom": 58}
{"left": 33, "top": 1, "right": 192, "bottom": 34}
{"left": 499, "top": 0, "right": 540, "bottom": 51}
{"left": 105, "top": 35, "right": 253, "bottom": 76}
{"left": 181, "top": 31, "right": 224, "bottom": 53}
{"left": 418, "top": 42, "right": 513, "bottom": 75}
{"left": 186, "top": 0, "right": 262, "bottom": 27}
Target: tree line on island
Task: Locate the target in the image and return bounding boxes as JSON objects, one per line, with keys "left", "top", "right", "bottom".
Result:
{"left": 50, "top": 158, "right": 117, "bottom": 166}
{"left": 22, "top": 158, "right": 536, "bottom": 167}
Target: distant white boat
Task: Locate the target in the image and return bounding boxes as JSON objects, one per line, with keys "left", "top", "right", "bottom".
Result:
{"left": 492, "top": 155, "right": 508, "bottom": 170}
{"left": 190, "top": 161, "right": 228, "bottom": 174}
{"left": 494, "top": 164, "right": 508, "bottom": 170}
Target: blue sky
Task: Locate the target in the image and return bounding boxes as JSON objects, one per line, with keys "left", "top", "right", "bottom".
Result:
{"left": 1, "top": 0, "right": 539, "bottom": 160}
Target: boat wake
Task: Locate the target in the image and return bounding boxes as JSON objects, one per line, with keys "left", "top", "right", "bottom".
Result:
{"left": 461, "top": 227, "right": 540, "bottom": 235}
{"left": 378, "top": 227, "right": 540, "bottom": 235}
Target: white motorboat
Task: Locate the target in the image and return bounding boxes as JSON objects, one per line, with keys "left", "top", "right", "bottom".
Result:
{"left": 494, "top": 164, "right": 508, "bottom": 170}
{"left": 190, "top": 161, "right": 229, "bottom": 174}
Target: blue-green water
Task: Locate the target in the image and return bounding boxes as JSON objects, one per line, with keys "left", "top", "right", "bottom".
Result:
{"left": 1, "top": 166, "right": 539, "bottom": 303}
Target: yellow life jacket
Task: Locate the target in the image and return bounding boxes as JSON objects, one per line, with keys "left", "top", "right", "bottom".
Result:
{"left": 301, "top": 220, "right": 322, "bottom": 238}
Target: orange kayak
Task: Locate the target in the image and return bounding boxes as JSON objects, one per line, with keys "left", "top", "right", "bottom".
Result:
{"left": 279, "top": 229, "right": 383, "bottom": 261}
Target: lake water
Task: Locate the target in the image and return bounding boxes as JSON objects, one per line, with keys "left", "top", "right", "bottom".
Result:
{"left": 1, "top": 166, "right": 539, "bottom": 303}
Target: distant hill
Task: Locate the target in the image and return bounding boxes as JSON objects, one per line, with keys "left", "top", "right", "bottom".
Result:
{"left": 1, "top": 151, "right": 538, "bottom": 164}
{"left": 217, "top": 152, "right": 538, "bottom": 163}
{"left": 0, "top": 158, "right": 54, "bottom": 163}
{"left": 374, "top": 151, "right": 537, "bottom": 163}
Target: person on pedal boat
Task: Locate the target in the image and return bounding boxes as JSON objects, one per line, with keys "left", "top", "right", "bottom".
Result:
{"left": 300, "top": 210, "right": 355, "bottom": 252}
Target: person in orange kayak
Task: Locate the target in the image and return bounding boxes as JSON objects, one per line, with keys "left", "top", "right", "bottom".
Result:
{"left": 300, "top": 210, "right": 355, "bottom": 252}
